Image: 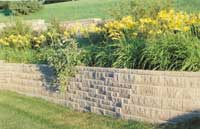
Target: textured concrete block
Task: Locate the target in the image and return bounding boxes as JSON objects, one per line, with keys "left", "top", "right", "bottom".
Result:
{"left": 161, "top": 99, "right": 183, "bottom": 111}
{"left": 164, "top": 76, "right": 185, "bottom": 87}
{"left": 0, "top": 62, "right": 199, "bottom": 124}
{"left": 182, "top": 100, "right": 200, "bottom": 112}
{"left": 131, "top": 95, "right": 162, "bottom": 109}
{"left": 162, "top": 87, "right": 183, "bottom": 99}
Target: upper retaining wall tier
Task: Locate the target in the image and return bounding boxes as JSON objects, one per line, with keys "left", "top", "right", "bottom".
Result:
{"left": 0, "top": 18, "right": 103, "bottom": 32}
{"left": 0, "top": 61, "right": 199, "bottom": 123}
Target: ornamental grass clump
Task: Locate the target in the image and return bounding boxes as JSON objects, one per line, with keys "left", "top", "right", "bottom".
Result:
{"left": 140, "top": 32, "right": 200, "bottom": 71}
{"left": 112, "top": 39, "right": 145, "bottom": 69}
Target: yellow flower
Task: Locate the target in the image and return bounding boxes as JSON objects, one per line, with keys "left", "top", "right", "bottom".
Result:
{"left": 64, "top": 31, "right": 70, "bottom": 37}
{"left": 0, "top": 39, "right": 4, "bottom": 44}
{"left": 35, "top": 44, "right": 39, "bottom": 48}
{"left": 121, "top": 16, "right": 135, "bottom": 28}
{"left": 47, "top": 32, "right": 52, "bottom": 37}
{"left": 183, "top": 26, "right": 190, "bottom": 32}
{"left": 148, "top": 30, "right": 154, "bottom": 35}
{"left": 156, "top": 30, "right": 162, "bottom": 34}
{"left": 132, "top": 32, "right": 138, "bottom": 37}
{"left": 33, "top": 37, "right": 38, "bottom": 40}
{"left": 40, "top": 35, "right": 46, "bottom": 40}
{"left": 18, "top": 39, "right": 23, "bottom": 45}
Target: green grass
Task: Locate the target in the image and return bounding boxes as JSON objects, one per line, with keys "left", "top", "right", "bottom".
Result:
{"left": 0, "top": 0, "right": 120, "bottom": 22}
{"left": 0, "top": 90, "right": 154, "bottom": 129}
{"left": 173, "top": 0, "right": 200, "bottom": 12}
{"left": 1, "top": 0, "right": 200, "bottom": 23}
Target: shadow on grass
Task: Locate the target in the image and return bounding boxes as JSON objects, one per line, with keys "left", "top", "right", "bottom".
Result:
{"left": 44, "top": 0, "right": 74, "bottom": 4}
{"left": 158, "top": 110, "right": 200, "bottom": 129}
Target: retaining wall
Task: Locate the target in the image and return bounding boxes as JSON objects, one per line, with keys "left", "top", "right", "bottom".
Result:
{"left": 0, "top": 61, "right": 199, "bottom": 123}
{"left": 0, "top": 18, "right": 103, "bottom": 32}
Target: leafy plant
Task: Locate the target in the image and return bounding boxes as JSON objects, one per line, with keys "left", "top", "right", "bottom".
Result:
{"left": 41, "top": 39, "right": 82, "bottom": 90}
{"left": 95, "top": 43, "right": 116, "bottom": 67}
{"left": 82, "top": 42, "right": 116, "bottom": 67}
{"left": 0, "top": 46, "right": 42, "bottom": 64}
{"left": 43, "top": 18, "right": 66, "bottom": 47}
{"left": 83, "top": 38, "right": 145, "bottom": 69}
{"left": 112, "top": 39, "right": 145, "bottom": 69}
{"left": 140, "top": 32, "right": 200, "bottom": 71}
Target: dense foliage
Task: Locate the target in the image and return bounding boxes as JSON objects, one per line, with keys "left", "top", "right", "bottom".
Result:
{"left": 6, "top": 0, "right": 43, "bottom": 16}
{"left": 41, "top": 39, "right": 82, "bottom": 90}
{"left": 63, "top": 8, "right": 200, "bottom": 72}
{"left": 141, "top": 33, "right": 200, "bottom": 71}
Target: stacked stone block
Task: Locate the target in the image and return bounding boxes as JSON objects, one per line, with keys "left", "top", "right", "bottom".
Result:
{"left": 0, "top": 61, "right": 199, "bottom": 123}
{"left": 0, "top": 18, "right": 103, "bottom": 32}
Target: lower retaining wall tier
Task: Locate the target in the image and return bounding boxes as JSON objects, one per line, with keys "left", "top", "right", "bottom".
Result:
{"left": 0, "top": 60, "right": 199, "bottom": 123}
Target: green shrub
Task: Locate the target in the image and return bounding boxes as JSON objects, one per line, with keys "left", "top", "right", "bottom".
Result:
{"left": 140, "top": 32, "right": 200, "bottom": 71}
{"left": 41, "top": 39, "right": 82, "bottom": 90}
{"left": 7, "top": 0, "right": 43, "bottom": 16}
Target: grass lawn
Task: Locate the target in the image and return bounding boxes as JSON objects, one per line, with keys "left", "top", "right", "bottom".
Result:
{"left": 0, "top": 90, "right": 154, "bottom": 129}
{"left": 0, "top": 0, "right": 120, "bottom": 22}
{"left": 0, "top": 90, "right": 199, "bottom": 129}
{"left": 0, "top": 0, "right": 200, "bottom": 22}
{"left": 173, "top": 0, "right": 200, "bottom": 12}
